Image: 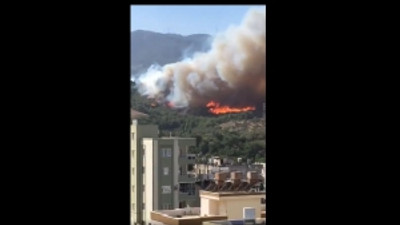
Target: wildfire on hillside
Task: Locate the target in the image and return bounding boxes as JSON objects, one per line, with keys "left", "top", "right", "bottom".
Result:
{"left": 206, "top": 101, "right": 256, "bottom": 115}
{"left": 166, "top": 102, "right": 174, "bottom": 108}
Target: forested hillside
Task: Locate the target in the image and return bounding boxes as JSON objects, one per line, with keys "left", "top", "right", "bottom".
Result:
{"left": 131, "top": 83, "right": 266, "bottom": 163}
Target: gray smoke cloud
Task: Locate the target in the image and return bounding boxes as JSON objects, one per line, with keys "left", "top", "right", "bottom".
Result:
{"left": 135, "top": 8, "right": 266, "bottom": 108}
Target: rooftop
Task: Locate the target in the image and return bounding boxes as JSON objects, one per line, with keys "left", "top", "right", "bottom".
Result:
{"left": 203, "top": 218, "right": 266, "bottom": 225}
{"left": 130, "top": 109, "right": 149, "bottom": 119}
{"left": 203, "top": 171, "right": 264, "bottom": 193}
{"left": 151, "top": 208, "right": 227, "bottom": 225}
{"left": 200, "top": 190, "right": 265, "bottom": 197}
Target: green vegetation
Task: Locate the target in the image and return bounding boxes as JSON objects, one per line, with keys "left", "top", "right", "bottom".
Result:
{"left": 131, "top": 83, "right": 266, "bottom": 163}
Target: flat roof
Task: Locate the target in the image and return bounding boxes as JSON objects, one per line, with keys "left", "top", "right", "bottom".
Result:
{"left": 200, "top": 190, "right": 265, "bottom": 197}
{"left": 131, "top": 109, "right": 149, "bottom": 119}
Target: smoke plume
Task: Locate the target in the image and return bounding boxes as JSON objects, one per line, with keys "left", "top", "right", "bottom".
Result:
{"left": 135, "top": 8, "right": 266, "bottom": 108}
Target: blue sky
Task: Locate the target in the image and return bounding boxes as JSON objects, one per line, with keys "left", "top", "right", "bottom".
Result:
{"left": 131, "top": 5, "right": 265, "bottom": 36}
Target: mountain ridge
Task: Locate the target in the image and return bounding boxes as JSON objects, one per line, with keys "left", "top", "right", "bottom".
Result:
{"left": 131, "top": 30, "right": 212, "bottom": 76}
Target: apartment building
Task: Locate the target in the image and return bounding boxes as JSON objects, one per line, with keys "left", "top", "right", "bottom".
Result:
{"left": 131, "top": 119, "right": 159, "bottom": 225}
{"left": 141, "top": 136, "right": 199, "bottom": 224}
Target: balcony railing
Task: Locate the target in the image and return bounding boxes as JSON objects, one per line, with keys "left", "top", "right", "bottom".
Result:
{"left": 179, "top": 190, "right": 196, "bottom": 196}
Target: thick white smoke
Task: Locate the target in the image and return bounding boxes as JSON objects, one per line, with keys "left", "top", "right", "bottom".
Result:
{"left": 135, "top": 8, "right": 266, "bottom": 108}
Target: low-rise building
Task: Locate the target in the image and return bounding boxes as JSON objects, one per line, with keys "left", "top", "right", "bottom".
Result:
{"left": 200, "top": 171, "right": 265, "bottom": 220}
{"left": 194, "top": 162, "right": 264, "bottom": 186}
{"left": 149, "top": 171, "right": 266, "bottom": 225}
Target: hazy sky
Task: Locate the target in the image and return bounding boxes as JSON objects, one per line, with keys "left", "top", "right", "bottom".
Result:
{"left": 130, "top": 5, "right": 265, "bottom": 36}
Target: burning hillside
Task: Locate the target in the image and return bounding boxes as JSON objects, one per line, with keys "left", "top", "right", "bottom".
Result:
{"left": 134, "top": 8, "right": 266, "bottom": 109}
{"left": 206, "top": 101, "right": 256, "bottom": 115}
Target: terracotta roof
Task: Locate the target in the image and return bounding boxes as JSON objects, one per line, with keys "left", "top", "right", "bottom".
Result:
{"left": 204, "top": 179, "right": 263, "bottom": 192}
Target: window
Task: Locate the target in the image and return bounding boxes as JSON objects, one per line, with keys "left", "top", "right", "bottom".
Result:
{"left": 132, "top": 132, "right": 135, "bottom": 140}
{"left": 132, "top": 203, "right": 135, "bottom": 210}
{"left": 162, "top": 148, "right": 172, "bottom": 157}
{"left": 259, "top": 183, "right": 264, "bottom": 191}
{"left": 132, "top": 185, "right": 135, "bottom": 192}
{"left": 179, "top": 201, "right": 187, "bottom": 208}
{"left": 163, "top": 167, "right": 169, "bottom": 175}
{"left": 132, "top": 150, "right": 135, "bottom": 158}
{"left": 261, "top": 198, "right": 266, "bottom": 204}
{"left": 132, "top": 168, "right": 135, "bottom": 174}
{"left": 162, "top": 185, "right": 171, "bottom": 194}
{"left": 179, "top": 183, "right": 195, "bottom": 195}
{"left": 187, "top": 164, "right": 194, "bottom": 172}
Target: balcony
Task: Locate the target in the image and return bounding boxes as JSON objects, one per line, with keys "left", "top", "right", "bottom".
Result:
{"left": 178, "top": 173, "right": 196, "bottom": 182}
{"left": 179, "top": 191, "right": 197, "bottom": 197}
{"left": 178, "top": 183, "right": 197, "bottom": 197}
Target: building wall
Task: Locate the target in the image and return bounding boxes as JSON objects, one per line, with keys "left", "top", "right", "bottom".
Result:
{"left": 131, "top": 121, "right": 158, "bottom": 225}
{"left": 200, "top": 193, "right": 264, "bottom": 220}
{"left": 177, "top": 138, "right": 198, "bottom": 207}
{"left": 141, "top": 137, "right": 197, "bottom": 224}
{"left": 224, "top": 197, "right": 262, "bottom": 220}
{"left": 157, "top": 139, "right": 175, "bottom": 210}
{"left": 131, "top": 123, "right": 138, "bottom": 224}
{"left": 201, "top": 198, "right": 219, "bottom": 216}
{"left": 151, "top": 211, "right": 227, "bottom": 225}
{"left": 143, "top": 138, "right": 156, "bottom": 223}
{"left": 218, "top": 200, "right": 227, "bottom": 216}
{"left": 173, "top": 139, "right": 180, "bottom": 209}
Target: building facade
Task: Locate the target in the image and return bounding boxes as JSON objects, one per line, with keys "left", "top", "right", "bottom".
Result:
{"left": 141, "top": 137, "right": 199, "bottom": 224}
{"left": 194, "top": 163, "right": 264, "bottom": 183}
{"left": 200, "top": 191, "right": 265, "bottom": 220}
{"left": 131, "top": 120, "right": 159, "bottom": 225}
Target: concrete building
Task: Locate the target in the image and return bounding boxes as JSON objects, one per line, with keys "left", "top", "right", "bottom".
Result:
{"left": 148, "top": 171, "right": 266, "bottom": 225}
{"left": 131, "top": 119, "right": 159, "bottom": 225}
{"left": 203, "top": 218, "right": 266, "bottom": 225}
{"left": 194, "top": 162, "right": 264, "bottom": 187}
{"left": 200, "top": 172, "right": 265, "bottom": 220}
{"left": 203, "top": 207, "right": 265, "bottom": 224}
{"left": 200, "top": 191, "right": 265, "bottom": 220}
{"left": 150, "top": 208, "right": 227, "bottom": 225}
{"left": 142, "top": 137, "right": 199, "bottom": 224}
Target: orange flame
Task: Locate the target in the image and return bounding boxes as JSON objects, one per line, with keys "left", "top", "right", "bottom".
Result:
{"left": 206, "top": 101, "right": 256, "bottom": 115}
{"left": 167, "top": 102, "right": 174, "bottom": 108}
